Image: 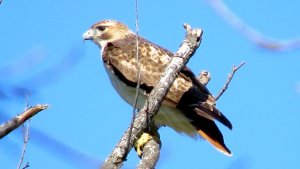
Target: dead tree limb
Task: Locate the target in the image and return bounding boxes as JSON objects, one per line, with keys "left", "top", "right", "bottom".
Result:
{"left": 215, "top": 62, "right": 245, "bottom": 101}
{"left": 101, "top": 24, "right": 202, "bottom": 169}
{"left": 0, "top": 104, "right": 48, "bottom": 139}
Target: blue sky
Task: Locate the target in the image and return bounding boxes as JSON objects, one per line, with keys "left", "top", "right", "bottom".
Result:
{"left": 1, "top": 0, "right": 300, "bottom": 168}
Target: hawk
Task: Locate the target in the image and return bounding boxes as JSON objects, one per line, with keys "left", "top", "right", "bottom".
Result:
{"left": 83, "top": 20, "right": 232, "bottom": 156}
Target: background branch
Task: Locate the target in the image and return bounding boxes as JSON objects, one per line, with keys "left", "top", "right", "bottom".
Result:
{"left": 0, "top": 104, "right": 48, "bottom": 139}
{"left": 102, "top": 24, "right": 202, "bottom": 169}
{"left": 207, "top": 0, "right": 300, "bottom": 51}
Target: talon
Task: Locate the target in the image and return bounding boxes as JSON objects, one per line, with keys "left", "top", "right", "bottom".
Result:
{"left": 134, "top": 132, "right": 161, "bottom": 158}
{"left": 134, "top": 133, "right": 151, "bottom": 157}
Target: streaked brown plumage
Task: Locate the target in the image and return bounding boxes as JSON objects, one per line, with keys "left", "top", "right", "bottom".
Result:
{"left": 83, "top": 20, "right": 232, "bottom": 156}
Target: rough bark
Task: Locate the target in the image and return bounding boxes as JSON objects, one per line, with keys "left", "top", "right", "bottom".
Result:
{"left": 136, "top": 138, "right": 160, "bottom": 169}
{"left": 0, "top": 104, "right": 48, "bottom": 139}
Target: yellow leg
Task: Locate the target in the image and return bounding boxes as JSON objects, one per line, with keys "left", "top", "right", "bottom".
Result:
{"left": 134, "top": 131, "right": 161, "bottom": 157}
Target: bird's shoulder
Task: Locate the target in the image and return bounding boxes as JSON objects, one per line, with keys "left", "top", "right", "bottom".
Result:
{"left": 102, "top": 33, "right": 213, "bottom": 100}
{"left": 103, "top": 34, "right": 173, "bottom": 60}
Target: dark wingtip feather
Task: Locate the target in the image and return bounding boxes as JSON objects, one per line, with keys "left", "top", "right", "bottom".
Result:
{"left": 195, "top": 106, "right": 233, "bottom": 130}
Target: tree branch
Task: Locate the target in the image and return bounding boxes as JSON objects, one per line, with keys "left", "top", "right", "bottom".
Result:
{"left": 0, "top": 104, "right": 48, "bottom": 139}
{"left": 101, "top": 24, "right": 203, "bottom": 169}
{"left": 21, "top": 162, "right": 30, "bottom": 169}
{"left": 136, "top": 138, "right": 160, "bottom": 169}
{"left": 215, "top": 62, "right": 245, "bottom": 101}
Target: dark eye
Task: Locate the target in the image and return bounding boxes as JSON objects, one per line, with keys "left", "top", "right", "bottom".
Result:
{"left": 96, "top": 26, "right": 106, "bottom": 31}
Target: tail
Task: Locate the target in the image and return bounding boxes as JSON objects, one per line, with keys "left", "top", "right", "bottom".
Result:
{"left": 193, "top": 117, "right": 232, "bottom": 156}
{"left": 175, "top": 77, "right": 233, "bottom": 155}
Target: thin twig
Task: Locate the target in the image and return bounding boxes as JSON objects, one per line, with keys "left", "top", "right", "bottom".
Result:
{"left": 25, "top": 93, "right": 30, "bottom": 110}
{"left": 125, "top": 0, "right": 141, "bottom": 161}
{"left": 102, "top": 24, "right": 202, "bottom": 169}
{"left": 17, "top": 120, "right": 30, "bottom": 169}
{"left": 22, "top": 162, "right": 30, "bottom": 169}
{"left": 215, "top": 62, "right": 245, "bottom": 101}
{"left": 17, "top": 94, "right": 31, "bottom": 169}
{"left": 0, "top": 104, "right": 48, "bottom": 139}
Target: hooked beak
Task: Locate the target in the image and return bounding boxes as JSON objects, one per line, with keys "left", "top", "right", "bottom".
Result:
{"left": 83, "top": 29, "right": 95, "bottom": 41}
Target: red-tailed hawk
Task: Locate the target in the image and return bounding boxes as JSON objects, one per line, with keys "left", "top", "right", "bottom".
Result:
{"left": 83, "top": 20, "right": 232, "bottom": 156}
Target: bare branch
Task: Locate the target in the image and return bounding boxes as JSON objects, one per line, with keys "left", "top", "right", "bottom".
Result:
{"left": 0, "top": 104, "right": 48, "bottom": 139}
{"left": 101, "top": 24, "right": 203, "bottom": 169}
{"left": 207, "top": 0, "right": 300, "bottom": 51}
{"left": 17, "top": 120, "right": 30, "bottom": 169}
{"left": 22, "top": 162, "right": 30, "bottom": 169}
{"left": 137, "top": 137, "right": 161, "bottom": 169}
{"left": 215, "top": 62, "right": 245, "bottom": 101}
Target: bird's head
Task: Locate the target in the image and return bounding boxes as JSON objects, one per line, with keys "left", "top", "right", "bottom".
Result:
{"left": 83, "top": 20, "right": 132, "bottom": 47}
